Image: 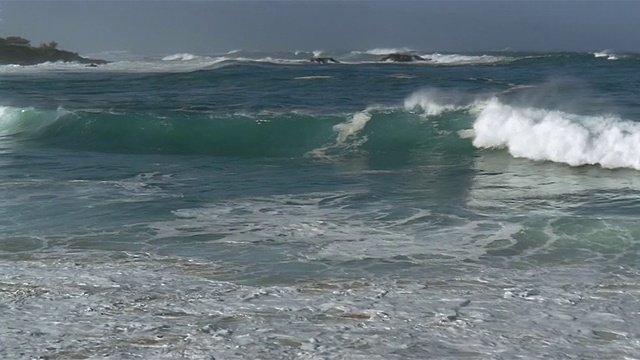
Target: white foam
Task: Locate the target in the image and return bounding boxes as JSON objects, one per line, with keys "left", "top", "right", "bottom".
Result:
{"left": 229, "top": 56, "right": 306, "bottom": 65}
{"left": 294, "top": 75, "right": 333, "bottom": 80}
{"left": 425, "top": 53, "right": 511, "bottom": 65}
{"left": 307, "top": 110, "right": 373, "bottom": 159}
{"left": 363, "top": 47, "right": 415, "bottom": 55}
{"left": 0, "top": 51, "right": 512, "bottom": 73}
{"left": 2, "top": 250, "right": 637, "bottom": 359}
{"left": 162, "top": 53, "right": 201, "bottom": 61}
{"left": 0, "top": 57, "right": 230, "bottom": 74}
{"left": 147, "top": 192, "right": 385, "bottom": 248}
{"left": 333, "top": 110, "right": 372, "bottom": 144}
{"left": 593, "top": 50, "right": 618, "bottom": 61}
{"left": 147, "top": 191, "right": 523, "bottom": 263}
{"left": 471, "top": 98, "right": 640, "bottom": 170}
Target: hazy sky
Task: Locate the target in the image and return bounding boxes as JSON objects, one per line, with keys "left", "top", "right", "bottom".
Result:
{"left": 1, "top": 1, "right": 639, "bottom": 55}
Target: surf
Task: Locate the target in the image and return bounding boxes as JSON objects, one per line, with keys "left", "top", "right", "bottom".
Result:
{"left": 471, "top": 98, "right": 640, "bottom": 170}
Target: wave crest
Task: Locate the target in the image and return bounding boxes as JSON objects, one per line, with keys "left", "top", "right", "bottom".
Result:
{"left": 162, "top": 53, "right": 201, "bottom": 61}
{"left": 0, "top": 106, "right": 65, "bottom": 137}
{"left": 363, "top": 47, "right": 415, "bottom": 55}
{"left": 472, "top": 98, "right": 640, "bottom": 170}
{"left": 404, "top": 89, "right": 475, "bottom": 116}
{"left": 426, "top": 53, "right": 512, "bottom": 65}
{"left": 333, "top": 110, "right": 373, "bottom": 144}
{"left": 592, "top": 50, "right": 618, "bottom": 61}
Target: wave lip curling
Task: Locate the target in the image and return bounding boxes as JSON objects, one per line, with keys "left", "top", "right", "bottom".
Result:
{"left": 472, "top": 98, "right": 640, "bottom": 170}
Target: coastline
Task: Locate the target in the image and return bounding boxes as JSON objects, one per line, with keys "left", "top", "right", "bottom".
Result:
{"left": 0, "top": 36, "right": 107, "bottom": 65}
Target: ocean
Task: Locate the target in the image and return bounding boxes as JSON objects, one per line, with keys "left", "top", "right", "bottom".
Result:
{"left": 1, "top": 48, "right": 640, "bottom": 359}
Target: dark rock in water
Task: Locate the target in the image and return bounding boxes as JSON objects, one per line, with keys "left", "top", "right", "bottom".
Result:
{"left": 309, "top": 57, "right": 340, "bottom": 64}
{"left": 0, "top": 36, "right": 108, "bottom": 65}
{"left": 380, "top": 53, "right": 426, "bottom": 62}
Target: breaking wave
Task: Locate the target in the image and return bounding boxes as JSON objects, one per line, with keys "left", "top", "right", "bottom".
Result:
{"left": 3, "top": 50, "right": 636, "bottom": 76}
{"left": 472, "top": 98, "right": 640, "bottom": 170}
{"left": 362, "top": 47, "right": 416, "bottom": 55}
{"left": 2, "top": 88, "right": 639, "bottom": 170}
{"left": 425, "top": 53, "right": 513, "bottom": 65}
{"left": 0, "top": 97, "right": 470, "bottom": 159}
{"left": 162, "top": 53, "right": 201, "bottom": 61}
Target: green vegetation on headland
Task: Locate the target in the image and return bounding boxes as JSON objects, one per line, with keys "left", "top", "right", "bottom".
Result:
{"left": 0, "top": 36, "right": 107, "bottom": 65}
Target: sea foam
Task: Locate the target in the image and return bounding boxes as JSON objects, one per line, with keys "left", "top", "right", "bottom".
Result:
{"left": 472, "top": 98, "right": 640, "bottom": 170}
{"left": 162, "top": 53, "right": 200, "bottom": 61}
{"left": 333, "top": 110, "right": 372, "bottom": 144}
{"left": 593, "top": 50, "right": 618, "bottom": 61}
{"left": 425, "top": 53, "right": 511, "bottom": 65}
{"left": 363, "top": 47, "right": 415, "bottom": 55}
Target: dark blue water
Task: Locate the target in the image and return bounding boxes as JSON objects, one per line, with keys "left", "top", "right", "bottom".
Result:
{"left": 1, "top": 51, "right": 640, "bottom": 359}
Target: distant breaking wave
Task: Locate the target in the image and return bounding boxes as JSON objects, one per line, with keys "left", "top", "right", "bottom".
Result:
{"left": 0, "top": 50, "right": 531, "bottom": 74}
{"left": 592, "top": 50, "right": 618, "bottom": 61}
{"left": 162, "top": 53, "right": 201, "bottom": 61}
{"left": 361, "top": 47, "right": 416, "bottom": 55}
{"left": 404, "top": 89, "right": 475, "bottom": 116}
{"left": 1, "top": 50, "right": 638, "bottom": 74}
{"left": 425, "top": 53, "right": 512, "bottom": 65}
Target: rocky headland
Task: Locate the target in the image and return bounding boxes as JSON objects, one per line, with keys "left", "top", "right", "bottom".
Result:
{"left": 0, "top": 36, "right": 107, "bottom": 65}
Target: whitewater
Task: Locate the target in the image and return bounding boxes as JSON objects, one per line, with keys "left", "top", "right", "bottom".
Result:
{"left": 1, "top": 49, "right": 640, "bottom": 359}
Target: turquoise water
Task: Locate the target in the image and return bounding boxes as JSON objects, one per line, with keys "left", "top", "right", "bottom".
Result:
{"left": 1, "top": 50, "right": 640, "bottom": 359}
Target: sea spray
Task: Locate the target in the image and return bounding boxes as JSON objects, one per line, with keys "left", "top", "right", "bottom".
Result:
{"left": 306, "top": 110, "right": 373, "bottom": 159}
{"left": 404, "top": 89, "right": 471, "bottom": 116}
{"left": 333, "top": 110, "right": 372, "bottom": 144}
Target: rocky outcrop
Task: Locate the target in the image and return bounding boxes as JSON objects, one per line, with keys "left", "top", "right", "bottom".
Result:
{"left": 0, "top": 37, "right": 107, "bottom": 65}
{"left": 380, "top": 53, "right": 426, "bottom": 62}
{"left": 309, "top": 57, "right": 340, "bottom": 64}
